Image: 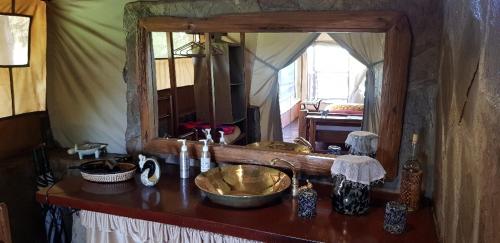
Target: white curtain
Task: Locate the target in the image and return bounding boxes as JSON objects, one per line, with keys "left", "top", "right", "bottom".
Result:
{"left": 248, "top": 33, "right": 319, "bottom": 141}
{"left": 79, "top": 210, "right": 260, "bottom": 243}
{"left": 329, "top": 32, "right": 385, "bottom": 134}
{"left": 347, "top": 64, "right": 368, "bottom": 104}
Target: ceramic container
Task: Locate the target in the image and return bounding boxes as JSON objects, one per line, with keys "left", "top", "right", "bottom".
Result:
{"left": 297, "top": 182, "right": 318, "bottom": 218}
{"left": 384, "top": 201, "right": 407, "bottom": 234}
{"left": 327, "top": 145, "right": 342, "bottom": 155}
{"left": 332, "top": 174, "right": 370, "bottom": 215}
{"left": 345, "top": 131, "right": 378, "bottom": 157}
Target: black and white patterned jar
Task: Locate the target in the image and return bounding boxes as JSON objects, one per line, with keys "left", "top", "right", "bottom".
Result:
{"left": 345, "top": 131, "right": 379, "bottom": 158}
{"left": 332, "top": 174, "right": 370, "bottom": 215}
{"left": 327, "top": 145, "right": 342, "bottom": 155}
{"left": 297, "top": 181, "right": 318, "bottom": 218}
{"left": 384, "top": 201, "right": 407, "bottom": 234}
{"left": 330, "top": 155, "right": 386, "bottom": 215}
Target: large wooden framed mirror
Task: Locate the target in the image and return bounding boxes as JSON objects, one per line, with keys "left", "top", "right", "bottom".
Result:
{"left": 125, "top": 11, "right": 411, "bottom": 179}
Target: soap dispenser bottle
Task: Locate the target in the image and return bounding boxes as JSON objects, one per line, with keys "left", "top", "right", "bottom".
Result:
{"left": 203, "top": 129, "right": 214, "bottom": 144}
{"left": 219, "top": 131, "right": 227, "bottom": 145}
{"left": 178, "top": 139, "right": 190, "bottom": 178}
{"left": 199, "top": 139, "right": 211, "bottom": 172}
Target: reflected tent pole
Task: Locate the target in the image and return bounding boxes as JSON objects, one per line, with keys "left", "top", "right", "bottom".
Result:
{"left": 166, "top": 32, "right": 179, "bottom": 137}
{"left": 205, "top": 33, "right": 216, "bottom": 134}
{"left": 9, "top": 68, "right": 15, "bottom": 115}
{"left": 240, "top": 32, "right": 248, "bottom": 144}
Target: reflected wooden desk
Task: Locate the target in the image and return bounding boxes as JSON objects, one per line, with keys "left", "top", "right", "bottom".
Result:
{"left": 36, "top": 164, "right": 437, "bottom": 242}
{"left": 305, "top": 115, "right": 363, "bottom": 151}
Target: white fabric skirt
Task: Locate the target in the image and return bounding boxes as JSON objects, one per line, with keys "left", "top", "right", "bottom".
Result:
{"left": 77, "top": 210, "right": 260, "bottom": 243}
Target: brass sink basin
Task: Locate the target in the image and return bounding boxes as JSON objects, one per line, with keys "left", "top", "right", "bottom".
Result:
{"left": 246, "top": 141, "right": 312, "bottom": 154}
{"left": 195, "top": 164, "right": 291, "bottom": 208}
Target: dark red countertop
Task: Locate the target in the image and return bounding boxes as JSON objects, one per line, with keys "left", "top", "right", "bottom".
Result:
{"left": 36, "top": 164, "right": 438, "bottom": 242}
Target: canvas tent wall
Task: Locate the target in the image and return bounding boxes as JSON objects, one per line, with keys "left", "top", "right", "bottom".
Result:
{"left": 0, "top": 0, "right": 47, "bottom": 159}
{"left": 0, "top": 0, "right": 46, "bottom": 117}
{"left": 47, "top": 0, "right": 129, "bottom": 153}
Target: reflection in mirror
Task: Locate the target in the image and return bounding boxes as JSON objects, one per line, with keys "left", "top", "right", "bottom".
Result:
{"left": 0, "top": 14, "right": 30, "bottom": 66}
{"left": 279, "top": 32, "right": 385, "bottom": 155}
{"left": 152, "top": 32, "right": 247, "bottom": 145}
{"left": 151, "top": 32, "right": 385, "bottom": 155}
{"left": 152, "top": 32, "right": 197, "bottom": 138}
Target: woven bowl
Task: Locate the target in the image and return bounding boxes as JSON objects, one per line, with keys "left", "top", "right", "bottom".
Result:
{"left": 79, "top": 162, "right": 137, "bottom": 183}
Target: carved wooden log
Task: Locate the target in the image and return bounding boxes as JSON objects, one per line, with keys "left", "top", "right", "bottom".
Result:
{"left": 144, "top": 138, "right": 335, "bottom": 176}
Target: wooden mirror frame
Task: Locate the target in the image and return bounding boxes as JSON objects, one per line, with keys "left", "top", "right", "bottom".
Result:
{"left": 129, "top": 11, "right": 411, "bottom": 179}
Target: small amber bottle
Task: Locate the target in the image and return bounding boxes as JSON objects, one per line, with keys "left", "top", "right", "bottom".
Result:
{"left": 400, "top": 133, "right": 423, "bottom": 211}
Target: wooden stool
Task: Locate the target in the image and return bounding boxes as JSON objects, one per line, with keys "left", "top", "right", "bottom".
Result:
{"left": 0, "top": 203, "right": 11, "bottom": 243}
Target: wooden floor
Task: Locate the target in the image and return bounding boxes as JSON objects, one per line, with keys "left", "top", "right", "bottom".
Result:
{"left": 282, "top": 119, "right": 299, "bottom": 143}
{"left": 37, "top": 164, "right": 439, "bottom": 243}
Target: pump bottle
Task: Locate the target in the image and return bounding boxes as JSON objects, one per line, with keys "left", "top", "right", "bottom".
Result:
{"left": 178, "top": 139, "right": 190, "bottom": 178}
{"left": 219, "top": 131, "right": 227, "bottom": 145}
{"left": 199, "top": 139, "right": 211, "bottom": 172}
{"left": 203, "top": 129, "right": 214, "bottom": 144}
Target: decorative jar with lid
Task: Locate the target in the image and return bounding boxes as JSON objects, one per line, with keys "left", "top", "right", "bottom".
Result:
{"left": 345, "top": 131, "right": 379, "bottom": 157}
{"left": 331, "top": 155, "right": 385, "bottom": 215}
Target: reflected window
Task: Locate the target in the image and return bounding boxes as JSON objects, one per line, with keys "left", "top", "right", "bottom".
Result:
{"left": 152, "top": 32, "right": 197, "bottom": 90}
{"left": 278, "top": 59, "right": 300, "bottom": 114}
{"left": 0, "top": 14, "right": 31, "bottom": 66}
{"left": 307, "top": 41, "right": 366, "bottom": 103}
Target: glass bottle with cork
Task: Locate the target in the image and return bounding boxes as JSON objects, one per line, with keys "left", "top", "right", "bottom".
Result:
{"left": 400, "top": 133, "right": 423, "bottom": 211}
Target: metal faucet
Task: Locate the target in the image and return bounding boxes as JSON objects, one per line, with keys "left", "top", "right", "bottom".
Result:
{"left": 293, "top": 137, "right": 314, "bottom": 152}
{"left": 270, "top": 158, "right": 299, "bottom": 197}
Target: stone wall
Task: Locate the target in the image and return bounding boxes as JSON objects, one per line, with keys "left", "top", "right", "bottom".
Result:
{"left": 434, "top": 0, "right": 500, "bottom": 242}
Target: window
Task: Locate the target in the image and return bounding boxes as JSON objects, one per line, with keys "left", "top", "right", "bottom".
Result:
{"left": 152, "top": 32, "right": 195, "bottom": 59}
{"left": 278, "top": 59, "right": 301, "bottom": 114}
{"left": 151, "top": 32, "right": 196, "bottom": 90}
{"left": 307, "top": 42, "right": 366, "bottom": 103}
{"left": 0, "top": 14, "right": 31, "bottom": 66}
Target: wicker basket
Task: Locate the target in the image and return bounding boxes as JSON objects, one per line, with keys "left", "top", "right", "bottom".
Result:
{"left": 80, "top": 163, "right": 136, "bottom": 183}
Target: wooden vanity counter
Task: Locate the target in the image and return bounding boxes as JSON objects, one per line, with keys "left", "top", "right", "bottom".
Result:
{"left": 36, "top": 164, "right": 438, "bottom": 242}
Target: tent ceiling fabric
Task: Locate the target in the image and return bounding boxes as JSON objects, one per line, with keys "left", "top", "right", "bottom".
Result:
{"left": 47, "top": 0, "right": 131, "bottom": 153}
